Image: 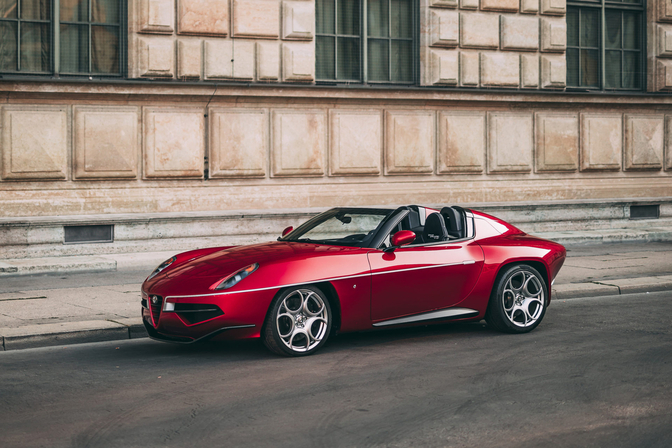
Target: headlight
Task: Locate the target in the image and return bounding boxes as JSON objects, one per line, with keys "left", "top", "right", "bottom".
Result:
{"left": 213, "top": 263, "right": 259, "bottom": 291}
{"left": 147, "top": 256, "right": 176, "bottom": 280}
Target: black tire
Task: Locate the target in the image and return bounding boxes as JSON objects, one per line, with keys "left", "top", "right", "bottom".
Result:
{"left": 485, "top": 264, "right": 548, "bottom": 334}
{"left": 263, "top": 285, "right": 332, "bottom": 356}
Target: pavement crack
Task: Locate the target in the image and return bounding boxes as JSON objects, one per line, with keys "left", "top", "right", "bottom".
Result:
{"left": 0, "top": 296, "right": 47, "bottom": 302}
{"left": 591, "top": 281, "right": 622, "bottom": 294}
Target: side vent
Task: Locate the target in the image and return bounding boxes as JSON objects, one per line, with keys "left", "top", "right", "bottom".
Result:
{"left": 64, "top": 225, "right": 114, "bottom": 244}
{"left": 629, "top": 205, "right": 659, "bottom": 220}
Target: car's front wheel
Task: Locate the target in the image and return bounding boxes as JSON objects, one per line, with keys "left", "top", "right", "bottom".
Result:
{"left": 263, "top": 286, "right": 332, "bottom": 356}
{"left": 485, "top": 264, "right": 547, "bottom": 333}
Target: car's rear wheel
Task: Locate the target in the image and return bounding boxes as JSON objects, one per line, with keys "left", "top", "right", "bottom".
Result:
{"left": 263, "top": 286, "right": 332, "bottom": 356}
{"left": 485, "top": 264, "right": 547, "bottom": 333}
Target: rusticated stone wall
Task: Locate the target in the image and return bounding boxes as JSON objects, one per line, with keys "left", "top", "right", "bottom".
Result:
{"left": 0, "top": 84, "right": 671, "bottom": 218}
{"left": 129, "top": 0, "right": 315, "bottom": 82}
{"left": 420, "top": 0, "right": 567, "bottom": 88}
{"left": 654, "top": 0, "right": 672, "bottom": 90}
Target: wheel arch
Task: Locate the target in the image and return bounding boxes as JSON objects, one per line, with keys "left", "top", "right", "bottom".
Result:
{"left": 492, "top": 259, "right": 551, "bottom": 303}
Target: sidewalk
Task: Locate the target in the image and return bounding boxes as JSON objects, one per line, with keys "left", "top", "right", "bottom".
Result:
{"left": 1, "top": 230, "right": 671, "bottom": 351}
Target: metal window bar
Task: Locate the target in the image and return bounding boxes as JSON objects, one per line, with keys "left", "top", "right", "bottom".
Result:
{"left": 315, "top": 0, "right": 362, "bottom": 82}
{"left": 316, "top": 0, "right": 416, "bottom": 84}
{"left": 0, "top": 0, "right": 52, "bottom": 74}
{"left": 0, "top": 0, "right": 124, "bottom": 76}
{"left": 567, "top": 0, "right": 644, "bottom": 91}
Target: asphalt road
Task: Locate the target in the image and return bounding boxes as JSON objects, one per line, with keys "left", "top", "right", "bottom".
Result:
{"left": 1, "top": 291, "right": 671, "bottom": 448}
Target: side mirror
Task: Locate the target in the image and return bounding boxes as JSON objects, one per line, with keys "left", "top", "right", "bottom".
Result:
{"left": 391, "top": 230, "right": 415, "bottom": 248}
{"left": 281, "top": 226, "right": 294, "bottom": 237}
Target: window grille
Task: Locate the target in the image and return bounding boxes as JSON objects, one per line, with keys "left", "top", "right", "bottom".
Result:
{"left": 0, "top": 0, "right": 124, "bottom": 76}
{"left": 316, "top": 0, "right": 416, "bottom": 84}
{"left": 567, "top": 0, "right": 644, "bottom": 91}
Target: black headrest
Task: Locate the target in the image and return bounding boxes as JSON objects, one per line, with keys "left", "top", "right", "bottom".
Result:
{"left": 423, "top": 213, "right": 448, "bottom": 243}
{"left": 441, "top": 207, "right": 464, "bottom": 238}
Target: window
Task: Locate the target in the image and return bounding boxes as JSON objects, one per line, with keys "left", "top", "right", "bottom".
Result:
{"left": 0, "top": 0, "right": 124, "bottom": 76}
{"left": 316, "top": 0, "right": 416, "bottom": 84}
{"left": 566, "top": 0, "right": 644, "bottom": 90}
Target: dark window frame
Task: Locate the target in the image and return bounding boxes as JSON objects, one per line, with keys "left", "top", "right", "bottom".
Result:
{"left": 0, "top": 0, "right": 126, "bottom": 77}
{"left": 315, "top": 0, "right": 419, "bottom": 85}
{"left": 566, "top": 0, "right": 646, "bottom": 91}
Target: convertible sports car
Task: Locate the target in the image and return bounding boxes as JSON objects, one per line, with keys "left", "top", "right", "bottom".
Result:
{"left": 141, "top": 205, "right": 566, "bottom": 356}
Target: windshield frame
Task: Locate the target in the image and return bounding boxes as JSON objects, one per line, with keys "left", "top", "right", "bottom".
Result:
{"left": 279, "top": 207, "right": 398, "bottom": 248}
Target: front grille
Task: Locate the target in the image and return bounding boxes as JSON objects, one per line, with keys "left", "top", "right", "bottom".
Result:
{"left": 175, "top": 303, "right": 224, "bottom": 325}
{"left": 150, "top": 295, "right": 163, "bottom": 327}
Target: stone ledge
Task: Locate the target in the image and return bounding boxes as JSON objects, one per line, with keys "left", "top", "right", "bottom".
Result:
{"left": 0, "top": 256, "right": 117, "bottom": 277}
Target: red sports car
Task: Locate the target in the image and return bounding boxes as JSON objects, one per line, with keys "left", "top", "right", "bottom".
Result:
{"left": 141, "top": 206, "right": 566, "bottom": 356}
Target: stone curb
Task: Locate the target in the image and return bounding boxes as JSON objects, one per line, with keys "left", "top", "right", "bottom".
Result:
{"left": 0, "top": 256, "right": 117, "bottom": 277}
{"left": 552, "top": 275, "right": 672, "bottom": 300}
{"left": 0, "top": 319, "right": 146, "bottom": 351}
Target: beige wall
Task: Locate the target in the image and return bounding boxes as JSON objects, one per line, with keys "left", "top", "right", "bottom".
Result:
{"left": 0, "top": 1, "right": 671, "bottom": 220}
{"left": 420, "top": 0, "right": 566, "bottom": 89}
{"left": 129, "top": 0, "right": 315, "bottom": 82}
{"left": 0, "top": 83, "right": 671, "bottom": 218}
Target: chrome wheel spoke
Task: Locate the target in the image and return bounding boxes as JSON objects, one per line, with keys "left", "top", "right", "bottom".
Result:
{"left": 277, "top": 288, "right": 329, "bottom": 353}
{"left": 501, "top": 270, "right": 545, "bottom": 328}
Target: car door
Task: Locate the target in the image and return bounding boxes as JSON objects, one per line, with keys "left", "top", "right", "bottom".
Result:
{"left": 367, "top": 240, "right": 484, "bottom": 323}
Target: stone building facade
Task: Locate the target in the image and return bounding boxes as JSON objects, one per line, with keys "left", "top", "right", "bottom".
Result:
{"left": 0, "top": 0, "right": 671, "bottom": 255}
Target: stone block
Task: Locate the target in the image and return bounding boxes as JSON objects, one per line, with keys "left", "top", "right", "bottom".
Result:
{"left": 459, "top": 0, "right": 478, "bottom": 9}
{"left": 271, "top": 110, "right": 326, "bottom": 176}
{"left": 385, "top": 111, "right": 435, "bottom": 175}
{"left": 661, "top": 0, "right": 672, "bottom": 23}
{"left": 1, "top": 106, "right": 69, "bottom": 180}
{"left": 460, "top": 52, "right": 479, "bottom": 86}
{"left": 540, "top": 0, "right": 565, "bottom": 15}
{"left": 580, "top": 114, "right": 622, "bottom": 171}
{"left": 501, "top": 15, "right": 539, "bottom": 51}
{"left": 541, "top": 17, "right": 566, "bottom": 52}
{"left": 329, "top": 110, "right": 382, "bottom": 176}
{"left": 233, "top": 0, "right": 281, "bottom": 38}
{"left": 430, "top": 9, "right": 459, "bottom": 48}
{"left": 460, "top": 13, "right": 499, "bottom": 49}
{"left": 521, "top": 53, "right": 539, "bottom": 88}
{"left": 282, "top": 43, "right": 315, "bottom": 82}
{"left": 178, "top": 0, "right": 229, "bottom": 35}
{"left": 438, "top": 111, "right": 485, "bottom": 173}
{"left": 535, "top": 113, "right": 578, "bottom": 172}
{"left": 177, "top": 40, "right": 202, "bottom": 79}
{"left": 257, "top": 41, "right": 280, "bottom": 80}
{"left": 431, "top": 0, "right": 458, "bottom": 7}
{"left": 204, "top": 40, "right": 255, "bottom": 80}
{"left": 143, "top": 108, "right": 205, "bottom": 178}
{"left": 624, "top": 115, "right": 664, "bottom": 171}
{"left": 282, "top": 1, "right": 314, "bottom": 40}
{"left": 521, "top": 0, "right": 539, "bottom": 14}
{"left": 481, "top": 52, "right": 519, "bottom": 87}
{"left": 657, "top": 60, "right": 672, "bottom": 91}
{"left": 480, "top": 0, "right": 518, "bottom": 12}
{"left": 73, "top": 107, "right": 139, "bottom": 179}
{"left": 658, "top": 25, "right": 672, "bottom": 58}
{"left": 136, "top": 37, "right": 175, "bottom": 78}
{"left": 487, "top": 113, "right": 533, "bottom": 173}
{"left": 541, "top": 55, "right": 565, "bottom": 88}
{"left": 430, "top": 50, "right": 459, "bottom": 85}
{"left": 209, "top": 109, "right": 268, "bottom": 178}
{"left": 138, "top": 0, "right": 175, "bottom": 34}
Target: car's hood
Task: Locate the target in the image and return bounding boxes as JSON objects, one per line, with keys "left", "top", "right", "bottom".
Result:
{"left": 143, "top": 241, "right": 371, "bottom": 297}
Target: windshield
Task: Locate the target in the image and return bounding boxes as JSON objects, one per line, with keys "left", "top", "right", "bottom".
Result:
{"left": 281, "top": 209, "right": 393, "bottom": 247}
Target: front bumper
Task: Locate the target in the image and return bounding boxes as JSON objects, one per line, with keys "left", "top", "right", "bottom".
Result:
{"left": 142, "top": 318, "right": 255, "bottom": 344}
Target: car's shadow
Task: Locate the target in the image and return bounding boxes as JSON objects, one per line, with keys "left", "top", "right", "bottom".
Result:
{"left": 115, "top": 320, "right": 501, "bottom": 363}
